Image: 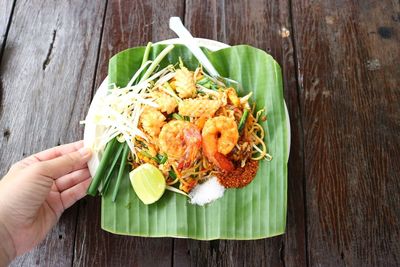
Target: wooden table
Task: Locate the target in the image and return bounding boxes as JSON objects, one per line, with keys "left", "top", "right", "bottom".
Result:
{"left": 0, "top": 0, "right": 399, "bottom": 266}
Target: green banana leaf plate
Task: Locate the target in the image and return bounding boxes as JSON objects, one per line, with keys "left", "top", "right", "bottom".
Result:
{"left": 84, "top": 39, "right": 289, "bottom": 240}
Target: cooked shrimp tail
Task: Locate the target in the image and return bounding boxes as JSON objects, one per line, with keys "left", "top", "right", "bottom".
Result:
{"left": 178, "top": 127, "right": 202, "bottom": 170}
{"left": 159, "top": 120, "right": 202, "bottom": 170}
{"left": 202, "top": 116, "right": 239, "bottom": 172}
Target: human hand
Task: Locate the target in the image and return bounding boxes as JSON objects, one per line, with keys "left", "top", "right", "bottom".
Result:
{"left": 0, "top": 141, "right": 91, "bottom": 265}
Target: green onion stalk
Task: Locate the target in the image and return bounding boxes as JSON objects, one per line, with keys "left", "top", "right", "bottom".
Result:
{"left": 111, "top": 144, "right": 130, "bottom": 201}
{"left": 156, "top": 153, "right": 168, "bottom": 164}
{"left": 87, "top": 43, "right": 175, "bottom": 197}
{"left": 87, "top": 138, "right": 118, "bottom": 196}
{"left": 171, "top": 113, "right": 184, "bottom": 121}
{"left": 238, "top": 109, "right": 249, "bottom": 133}
{"left": 101, "top": 143, "right": 124, "bottom": 195}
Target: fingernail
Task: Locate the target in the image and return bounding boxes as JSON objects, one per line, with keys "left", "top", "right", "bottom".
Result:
{"left": 78, "top": 147, "right": 91, "bottom": 157}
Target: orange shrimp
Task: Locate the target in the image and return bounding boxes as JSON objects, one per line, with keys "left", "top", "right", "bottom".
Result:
{"left": 159, "top": 120, "right": 202, "bottom": 170}
{"left": 202, "top": 116, "right": 239, "bottom": 172}
{"left": 178, "top": 127, "right": 202, "bottom": 170}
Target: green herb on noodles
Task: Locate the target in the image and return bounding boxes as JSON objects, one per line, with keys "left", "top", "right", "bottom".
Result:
{"left": 157, "top": 153, "right": 168, "bottom": 164}
{"left": 238, "top": 109, "right": 249, "bottom": 133}
{"left": 171, "top": 113, "right": 184, "bottom": 121}
{"left": 169, "top": 169, "right": 177, "bottom": 179}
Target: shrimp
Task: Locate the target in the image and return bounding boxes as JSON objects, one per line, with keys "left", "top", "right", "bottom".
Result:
{"left": 151, "top": 91, "right": 178, "bottom": 114}
{"left": 159, "top": 120, "right": 202, "bottom": 170}
{"left": 202, "top": 116, "right": 239, "bottom": 171}
{"left": 140, "top": 107, "right": 166, "bottom": 137}
{"left": 178, "top": 99, "right": 221, "bottom": 117}
{"left": 174, "top": 67, "right": 196, "bottom": 98}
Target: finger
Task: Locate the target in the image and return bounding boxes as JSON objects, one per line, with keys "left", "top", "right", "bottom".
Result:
{"left": 23, "top": 141, "right": 84, "bottom": 164}
{"left": 46, "top": 190, "right": 64, "bottom": 218}
{"left": 55, "top": 168, "right": 91, "bottom": 192}
{"left": 33, "top": 147, "right": 92, "bottom": 179}
{"left": 61, "top": 178, "right": 92, "bottom": 209}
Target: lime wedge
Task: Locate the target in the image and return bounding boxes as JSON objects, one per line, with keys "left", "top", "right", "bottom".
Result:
{"left": 129, "top": 163, "right": 166, "bottom": 204}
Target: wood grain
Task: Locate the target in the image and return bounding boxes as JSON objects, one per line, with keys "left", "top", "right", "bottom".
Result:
{"left": 279, "top": 2, "right": 308, "bottom": 266}
{"left": 173, "top": 1, "right": 307, "bottom": 266}
{"left": 0, "top": 0, "right": 399, "bottom": 265}
{"left": 291, "top": 0, "right": 400, "bottom": 266}
{"left": 174, "top": 237, "right": 284, "bottom": 267}
{"left": 72, "top": 1, "right": 184, "bottom": 266}
{"left": 0, "top": 0, "right": 106, "bottom": 265}
{"left": 0, "top": 0, "right": 15, "bottom": 58}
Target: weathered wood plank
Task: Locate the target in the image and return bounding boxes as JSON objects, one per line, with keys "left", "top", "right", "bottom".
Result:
{"left": 173, "top": 1, "right": 306, "bottom": 266}
{"left": 0, "top": 0, "right": 15, "bottom": 58}
{"left": 290, "top": 0, "right": 400, "bottom": 266}
{"left": 279, "top": 3, "right": 308, "bottom": 267}
{"left": 174, "top": 237, "right": 284, "bottom": 267}
{"left": 72, "top": 1, "right": 184, "bottom": 266}
{"left": 0, "top": 0, "right": 106, "bottom": 265}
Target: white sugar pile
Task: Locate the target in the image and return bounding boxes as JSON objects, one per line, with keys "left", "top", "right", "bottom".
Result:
{"left": 189, "top": 176, "right": 225, "bottom": 206}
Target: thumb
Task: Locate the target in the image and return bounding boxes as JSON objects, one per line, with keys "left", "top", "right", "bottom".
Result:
{"left": 33, "top": 147, "right": 92, "bottom": 179}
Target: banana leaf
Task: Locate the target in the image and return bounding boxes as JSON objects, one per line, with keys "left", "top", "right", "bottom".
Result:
{"left": 101, "top": 44, "right": 289, "bottom": 240}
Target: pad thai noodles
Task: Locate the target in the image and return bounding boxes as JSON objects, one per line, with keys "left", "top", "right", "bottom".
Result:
{"left": 85, "top": 44, "right": 271, "bottom": 204}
